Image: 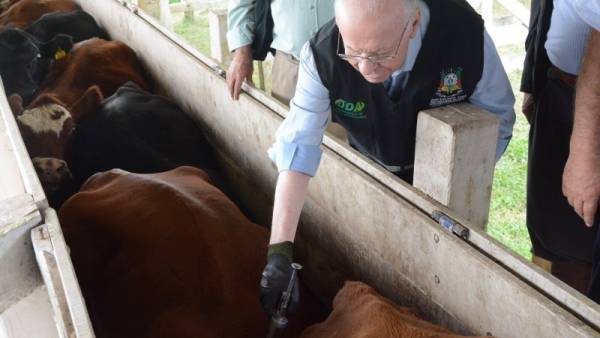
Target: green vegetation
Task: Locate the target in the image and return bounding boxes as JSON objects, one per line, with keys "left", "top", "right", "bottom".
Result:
{"left": 173, "top": 14, "right": 211, "bottom": 56}
{"left": 488, "top": 70, "right": 531, "bottom": 259}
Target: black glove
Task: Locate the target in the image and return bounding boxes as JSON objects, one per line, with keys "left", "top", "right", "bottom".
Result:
{"left": 259, "top": 241, "right": 300, "bottom": 317}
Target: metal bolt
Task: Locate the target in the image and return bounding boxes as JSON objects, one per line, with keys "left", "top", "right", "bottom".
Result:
{"left": 434, "top": 275, "right": 440, "bottom": 284}
{"left": 434, "top": 234, "right": 439, "bottom": 243}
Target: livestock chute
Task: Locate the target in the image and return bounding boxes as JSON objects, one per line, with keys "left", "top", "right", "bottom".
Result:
{"left": 1, "top": 0, "right": 600, "bottom": 337}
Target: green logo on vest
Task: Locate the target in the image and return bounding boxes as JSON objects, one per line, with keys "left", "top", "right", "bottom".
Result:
{"left": 334, "top": 99, "right": 366, "bottom": 119}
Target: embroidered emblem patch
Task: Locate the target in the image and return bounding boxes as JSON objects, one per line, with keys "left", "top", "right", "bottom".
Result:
{"left": 429, "top": 67, "right": 467, "bottom": 107}
{"left": 334, "top": 99, "right": 367, "bottom": 119}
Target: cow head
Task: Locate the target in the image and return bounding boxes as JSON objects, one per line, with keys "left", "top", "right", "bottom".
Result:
{"left": 19, "top": 86, "right": 103, "bottom": 195}
{"left": 0, "top": 27, "right": 73, "bottom": 104}
{"left": 32, "top": 157, "right": 73, "bottom": 193}
{"left": 17, "top": 101, "right": 75, "bottom": 196}
{"left": 16, "top": 101, "right": 75, "bottom": 159}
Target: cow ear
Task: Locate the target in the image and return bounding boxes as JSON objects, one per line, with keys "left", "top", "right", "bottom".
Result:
{"left": 70, "top": 86, "right": 103, "bottom": 121}
{"left": 39, "top": 34, "right": 74, "bottom": 59}
{"left": 8, "top": 94, "right": 24, "bottom": 116}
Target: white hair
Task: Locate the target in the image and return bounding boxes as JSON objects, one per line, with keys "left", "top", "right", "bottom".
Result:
{"left": 334, "top": 0, "right": 417, "bottom": 21}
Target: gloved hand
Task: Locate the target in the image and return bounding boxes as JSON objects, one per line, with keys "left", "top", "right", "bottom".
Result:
{"left": 259, "top": 241, "right": 300, "bottom": 317}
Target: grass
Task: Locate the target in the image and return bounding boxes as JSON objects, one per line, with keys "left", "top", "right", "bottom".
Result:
{"left": 487, "top": 69, "right": 531, "bottom": 259}
{"left": 173, "top": 14, "right": 211, "bottom": 56}
{"left": 163, "top": 7, "right": 534, "bottom": 260}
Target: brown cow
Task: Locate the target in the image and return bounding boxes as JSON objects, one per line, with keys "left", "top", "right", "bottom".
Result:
{"left": 11, "top": 85, "right": 101, "bottom": 158}
{"left": 0, "top": 0, "right": 78, "bottom": 28}
{"left": 10, "top": 86, "right": 103, "bottom": 205}
{"left": 58, "top": 166, "right": 321, "bottom": 338}
{"left": 15, "top": 38, "right": 146, "bottom": 200}
{"left": 300, "top": 281, "right": 493, "bottom": 338}
{"left": 29, "top": 38, "right": 148, "bottom": 119}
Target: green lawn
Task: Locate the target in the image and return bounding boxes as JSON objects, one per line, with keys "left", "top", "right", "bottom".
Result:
{"left": 173, "top": 15, "right": 211, "bottom": 56}
{"left": 167, "top": 8, "right": 534, "bottom": 260}
{"left": 488, "top": 69, "right": 531, "bottom": 259}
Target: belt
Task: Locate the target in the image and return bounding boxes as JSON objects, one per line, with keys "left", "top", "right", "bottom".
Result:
{"left": 550, "top": 66, "right": 578, "bottom": 88}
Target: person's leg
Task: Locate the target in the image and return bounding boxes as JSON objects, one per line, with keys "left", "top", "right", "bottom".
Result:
{"left": 527, "top": 69, "right": 597, "bottom": 290}
{"left": 551, "top": 261, "right": 592, "bottom": 293}
{"left": 588, "top": 214, "right": 600, "bottom": 302}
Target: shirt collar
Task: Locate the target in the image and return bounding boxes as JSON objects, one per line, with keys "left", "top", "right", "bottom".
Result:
{"left": 393, "top": 0, "right": 430, "bottom": 76}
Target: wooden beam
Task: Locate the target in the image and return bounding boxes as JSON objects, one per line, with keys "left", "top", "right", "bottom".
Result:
{"left": 0, "top": 79, "right": 47, "bottom": 208}
{"left": 413, "top": 104, "right": 499, "bottom": 229}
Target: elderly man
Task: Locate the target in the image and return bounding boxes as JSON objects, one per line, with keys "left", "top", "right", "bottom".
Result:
{"left": 259, "top": 0, "right": 515, "bottom": 315}
{"left": 226, "top": 0, "right": 334, "bottom": 102}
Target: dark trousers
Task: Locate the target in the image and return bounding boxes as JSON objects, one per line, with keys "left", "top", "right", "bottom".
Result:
{"left": 527, "top": 69, "right": 597, "bottom": 263}
{"left": 589, "top": 221, "right": 600, "bottom": 302}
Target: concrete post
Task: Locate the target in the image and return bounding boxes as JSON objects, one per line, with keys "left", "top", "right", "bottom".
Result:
{"left": 137, "top": 0, "right": 160, "bottom": 19}
{"left": 184, "top": 0, "right": 194, "bottom": 21}
{"left": 159, "top": 0, "right": 172, "bottom": 29}
{"left": 208, "top": 10, "right": 231, "bottom": 65}
{"left": 413, "top": 103, "right": 500, "bottom": 230}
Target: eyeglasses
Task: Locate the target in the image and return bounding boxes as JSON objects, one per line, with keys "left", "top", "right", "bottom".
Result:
{"left": 337, "top": 18, "right": 412, "bottom": 66}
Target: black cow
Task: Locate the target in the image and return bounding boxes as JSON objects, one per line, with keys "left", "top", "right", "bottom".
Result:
{"left": 26, "top": 10, "right": 107, "bottom": 44}
{"left": 0, "top": 27, "right": 72, "bottom": 104}
{"left": 67, "top": 82, "right": 223, "bottom": 191}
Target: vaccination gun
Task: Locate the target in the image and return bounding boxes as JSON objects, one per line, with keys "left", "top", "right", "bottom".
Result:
{"left": 266, "top": 262, "right": 303, "bottom": 338}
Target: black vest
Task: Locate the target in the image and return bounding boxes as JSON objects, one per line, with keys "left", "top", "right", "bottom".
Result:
{"left": 310, "top": 0, "right": 484, "bottom": 173}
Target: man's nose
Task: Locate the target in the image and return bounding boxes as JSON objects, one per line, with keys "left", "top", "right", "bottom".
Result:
{"left": 357, "top": 58, "right": 377, "bottom": 75}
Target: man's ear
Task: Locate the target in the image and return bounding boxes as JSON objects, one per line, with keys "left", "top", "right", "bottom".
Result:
{"left": 70, "top": 85, "right": 104, "bottom": 121}
{"left": 409, "top": 7, "right": 421, "bottom": 39}
{"left": 8, "top": 94, "right": 24, "bottom": 116}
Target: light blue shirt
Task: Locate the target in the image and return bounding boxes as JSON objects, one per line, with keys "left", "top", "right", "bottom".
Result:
{"left": 226, "top": 0, "right": 335, "bottom": 59}
{"left": 572, "top": 0, "right": 600, "bottom": 31}
{"left": 269, "top": 1, "right": 516, "bottom": 177}
{"left": 545, "top": 0, "right": 593, "bottom": 75}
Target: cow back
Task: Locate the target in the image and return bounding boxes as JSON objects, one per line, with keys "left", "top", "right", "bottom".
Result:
{"left": 67, "top": 83, "right": 217, "bottom": 189}
{"left": 58, "top": 166, "right": 314, "bottom": 338}
{"left": 30, "top": 38, "right": 147, "bottom": 116}
{"left": 0, "top": 0, "right": 78, "bottom": 28}
{"left": 26, "top": 10, "right": 107, "bottom": 44}
{"left": 300, "top": 281, "right": 492, "bottom": 338}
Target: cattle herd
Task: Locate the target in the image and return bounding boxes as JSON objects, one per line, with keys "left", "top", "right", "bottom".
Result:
{"left": 1, "top": 1, "right": 490, "bottom": 337}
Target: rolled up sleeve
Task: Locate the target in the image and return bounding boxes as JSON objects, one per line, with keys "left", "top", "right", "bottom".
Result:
{"left": 227, "top": 0, "right": 256, "bottom": 51}
{"left": 268, "top": 42, "right": 331, "bottom": 176}
{"left": 469, "top": 30, "right": 517, "bottom": 162}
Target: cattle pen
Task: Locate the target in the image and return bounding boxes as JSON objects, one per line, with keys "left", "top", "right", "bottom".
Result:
{"left": 1, "top": 0, "right": 600, "bottom": 337}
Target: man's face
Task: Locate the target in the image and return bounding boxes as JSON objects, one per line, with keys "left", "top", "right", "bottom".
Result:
{"left": 336, "top": 6, "right": 420, "bottom": 83}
